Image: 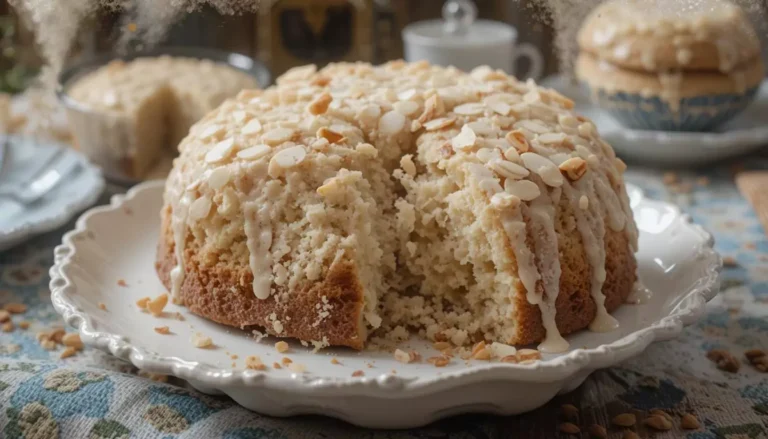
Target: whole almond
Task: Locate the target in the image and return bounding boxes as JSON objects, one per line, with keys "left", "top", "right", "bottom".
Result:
{"left": 745, "top": 349, "right": 765, "bottom": 361}
{"left": 644, "top": 415, "right": 672, "bottom": 431}
{"left": 558, "top": 422, "right": 580, "bottom": 435}
{"left": 623, "top": 432, "right": 640, "bottom": 439}
{"left": 681, "top": 413, "right": 700, "bottom": 430}
{"left": 0, "top": 310, "right": 10, "bottom": 323}
{"left": 649, "top": 409, "right": 673, "bottom": 421}
{"left": 560, "top": 403, "right": 579, "bottom": 420}
{"left": 587, "top": 424, "right": 607, "bottom": 439}
{"left": 612, "top": 413, "right": 636, "bottom": 427}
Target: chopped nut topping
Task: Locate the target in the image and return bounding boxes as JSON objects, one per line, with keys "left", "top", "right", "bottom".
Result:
{"left": 117, "top": 279, "right": 128, "bottom": 287}
{"left": 500, "top": 355, "right": 518, "bottom": 363}
{"left": 433, "top": 342, "right": 452, "bottom": 350}
{"left": 273, "top": 362, "right": 281, "bottom": 369}
{"left": 281, "top": 357, "right": 292, "bottom": 365}
{"left": 418, "top": 94, "right": 443, "bottom": 123}
{"left": 147, "top": 294, "right": 168, "bottom": 316}
{"left": 451, "top": 125, "right": 477, "bottom": 151}
{"left": 559, "top": 157, "right": 588, "bottom": 181}
{"left": 394, "top": 348, "right": 420, "bottom": 364}
{"left": 275, "top": 341, "right": 290, "bottom": 353}
{"left": 307, "top": 92, "right": 332, "bottom": 115}
{"left": 330, "top": 357, "right": 341, "bottom": 365}
{"left": 191, "top": 332, "right": 213, "bottom": 348}
{"left": 154, "top": 326, "right": 171, "bottom": 335}
{"left": 352, "top": 370, "right": 364, "bottom": 377}
{"left": 316, "top": 127, "right": 346, "bottom": 144}
{"left": 400, "top": 155, "right": 417, "bottom": 177}
{"left": 4, "top": 303, "right": 26, "bottom": 314}
{"left": 98, "top": 303, "right": 108, "bottom": 311}
{"left": 423, "top": 117, "right": 455, "bottom": 131}
{"left": 245, "top": 355, "right": 267, "bottom": 370}
{"left": 505, "top": 130, "right": 530, "bottom": 153}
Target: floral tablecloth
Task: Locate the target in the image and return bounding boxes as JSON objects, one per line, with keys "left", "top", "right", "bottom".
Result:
{"left": 2, "top": 162, "right": 768, "bottom": 439}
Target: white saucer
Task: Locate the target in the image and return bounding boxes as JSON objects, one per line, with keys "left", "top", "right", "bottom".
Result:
{"left": 50, "top": 180, "right": 720, "bottom": 428}
{"left": 542, "top": 75, "right": 768, "bottom": 166}
{"left": 0, "top": 137, "right": 104, "bottom": 252}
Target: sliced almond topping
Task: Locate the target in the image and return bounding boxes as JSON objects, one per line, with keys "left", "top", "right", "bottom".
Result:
{"left": 316, "top": 127, "right": 346, "bottom": 144}
{"left": 330, "top": 357, "right": 341, "bottom": 365}
{"left": 577, "top": 122, "right": 597, "bottom": 138}
{"left": 453, "top": 102, "right": 485, "bottom": 116}
{"left": 491, "top": 193, "right": 521, "bottom": 209}
{"left": 516, "top": 348, "right": 541, "bottom": 362}
{"left": 500, "top": 355, "right": 519, "bottom": 363}
{"left": 476, "top": 148, "right": 501, "bottom": 163}
{"left": 427, "top": 356, "right": 450, "bottom": 367}
{"left": 644, "top": 415, "right": 672, "bottom": 431}
{"left": 423, "top": 117, "right": 455, "bottom": 131}
{"left": 558, "top": 114, "right": 579, "bottom": 129}
{"left": 488, "top": 101, "right": 512, "bottom": 116}
{"left": 559, "top": 157, "right": 588, "bottom": 181}
{"left": 537, "top": 132, "right": 567, "bottom": 145}
{"left": 147, "top": 294, "right": 168, "bottom": 317}
{"left": 394, "top": 348, "right": 413, "bottom": 363}
{"left": 275, "top": 341, "right": 290, "bottom": 353}
{"left": 514, "top": 119, "right": 549, "bottom": 134}
{"left": 521, "top": 152, "right": 564, "bottom": 187}
{"left": 269, "top": 146, "right": 306, "bottom": 176}
{"left": 188, "top": 196, "right": 212, "bottom": 221}
{"left": 451, "top": 125, "right": 477, "bottom": 151}
{"left": 307, "top": 92, "right": 332, "bottom": 115}
{"left": 504, "top": 179, "right": 540, "bottom": 201}
{"left": 263, "top": 127, "right": 295, "bottom": 145}
{"left": 393, "top": 100, "right": 419, "bottom": 116}
{"left": 379, "top": 110, "right": 406, "bottom": 135}
{"left": 410, "top": 120, "right": 422, "bottom": 132}
{"left": 154, "top": 326, "right": 170, "bottom": 335}
{"left": 398, "top": 88, "right": 417, "bottom": 101}
{"left": 237, "top": 144, "right": 271, "bottom": 161}
{"left": 505, "top": 130, "right": 530, "bottom": 153}
{"left": 489, "top": 159, "right": 529, "bottom": 180}
{"left": 417, "top": 94, "right": 444, "bottom": 123}
{"left": 207, "top": 167, "right": 231, "bottom": 190}
{"left": 205, "top": 138, "right": 237, "bottom": 163}
{"left": 232, "top": 110, "right": 251, "bottom": 124}
{"left": 352, "top": 370, "right": 364, "bottom": 377}
{"left": 191, "top": 332, "right": 213, "bottom": 348}
{"left": 198, "top": 124, "right": 223, "bottom": 140}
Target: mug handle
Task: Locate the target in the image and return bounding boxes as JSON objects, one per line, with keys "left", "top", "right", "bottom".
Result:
{"left": 513, "top": 43, "right": 544, "bottom": 80}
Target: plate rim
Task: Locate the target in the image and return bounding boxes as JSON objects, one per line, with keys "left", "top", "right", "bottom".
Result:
{"left": 50, "top": 180, "right": 722, "bottom": 396}
{"left": 0, "top": 141, "right": 105, "bottom": 251}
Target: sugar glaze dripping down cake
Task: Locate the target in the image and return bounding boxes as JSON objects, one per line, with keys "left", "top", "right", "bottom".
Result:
{"left": 155, "top": 61, "right": 639, "bottom": 352}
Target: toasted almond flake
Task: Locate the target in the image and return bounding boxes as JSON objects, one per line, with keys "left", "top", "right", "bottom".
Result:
{"left": 246, "top": 355, "right": 267, "bottom": 370}
{"left": 489, "top": 159, "right": 529, "bottom": 180}
{"left": 578, "top": 122, "right": 597, "bottom": 138}
{"left": 453, "top": 102, "right": 485, "bottom": 116}
{"left": 330, "top": 357, "right": 341, "bottom": 365}
{"left": 208, "top": 167, "right": 231, "bottom": 190}
{"left": 237, "top": 144, "right": 271, "bottom": 161}
{"left": 147, "top": 294, "right": 168, "bottom": 316}
{"left": 559, "top": 157, "right": 588, "bottom": 181}
{"left": 379, "top": 110, "right": 406, "bottom": 135}
{"left": 188, "top": 196, "right": 212, "bottom": 221}
{"left": 205, "top": 138, "right": 236, "bottom": 163}
{"left": 476, "top": 148, "right": 500, "bottom": 163}
{"left": 433, "top": 342, "right": 452, "bottom": 350}
{"left": 488, "top": 101, "right": 511, "bottom": 116}
{"left": 269, "top": 146, "right": 306, "bottom": 176}
{"left": 98, "top": 303, "right": 108, "bottom": 311}
{"left": 398, "top": 88, "right": 417, "bottom": 101}
{"left": 452, "top": 125, "right": 477, "bottom": 151}
{"left": 472, "top": 348, "right": 491, "bottom": 360}
{"left": 191, "top": 332, "right": 213, "bottom": 348}
{"left": 505, "top": 130, "right": 530, "bottom": 153}
{"left": 467, "top": 121, "right": 494, "bottom": 136}
{"left": 307, "top": 92, "right": 332, "bottom": 115}
{"left": 4, "top": 303, "right": 26, "bottom": 314}
{"left": 232, "top": 110, "right": 250, "bottom": 123}
{"left": 241, "top": 118, "right": 263, "bottom": 135}
{"left": 514, "top": 119, "right": 549, "bottom": 134}
{"left": 537, "top": 132, "right": 567, "bottom": 145}
{"left": 557, "top": 114, "right": 579, "bottom": 129}
{"left": 418, "top": 94, "right": 443, "bottom": 123}
{"left": 275, "top": 341, "right": 290, "bottom": 353}
{"left": 199, "top": 124, "right": 223, "bottom": 140}
{"left": 410, "top": 120, "right": 422, "bottom": 132}
{"left": 154, "top": 326, "right": 170, "bottom": 335}
{"left": 263, "top": 128, "right": 295, "bottom": 145}
{"left": 400, "top": 155, "right": 417, "bottom": 177}
{"left": 117, "top": 279, "right": 127, "bottom": 287}
{"left": 316, "top": 127, "right": 346, "bottom": 144}
{"left": 521, "top": 152, "right": 564, "bottom": 187}
{"left": 427, "top": 356, "right": 450, "bottom": 367}
{"left": 62, "top": 333, "right": 83, "bottom": 349}
{"left": 393, "top": 100, "right": 419, "bottom": 116}
{"left": 516, "top": 348, "right": 541, "bottom": 361}
{"left": 394, "top": 349, "right": 413, "bottom": 363}
{"left": 579, "top": 195, "right": 589, "bottom": 210}
{"left": 60, "top": 347, "right": 78, "bottom": 359}
{"left": 490, "top": 193, "right": 521, "bottom": 209}
{"left": 504, "top": 179, "right": 540, "bottom": 201}
{"left": 352, "top": 370, "right": 364, "bottom": 377}
{"left": 423, "top": 117, "right": 455, "bottom": 131}
{"left": 500, "top": 355, "right": 518, "bottom": 363}
{"left": 273, "top": 362, "right": 282, "bottom": 369}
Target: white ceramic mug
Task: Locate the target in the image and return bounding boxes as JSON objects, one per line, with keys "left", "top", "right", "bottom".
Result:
{"left": 402, "top": 1, "right": 544, "bottom": 79}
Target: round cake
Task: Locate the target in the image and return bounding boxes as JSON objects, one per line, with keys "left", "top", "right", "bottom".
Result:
{"left": 156, "top": 61, "right": 638, "bottom": 352}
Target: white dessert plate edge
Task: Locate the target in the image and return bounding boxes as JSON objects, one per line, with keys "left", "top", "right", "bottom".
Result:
{"left": 49, "top": 179, "right": 721, "bottom": 428}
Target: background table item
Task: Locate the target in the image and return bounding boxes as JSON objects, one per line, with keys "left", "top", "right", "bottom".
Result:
{"left": 1, "top": 159, "right": 768, "bottom": 437}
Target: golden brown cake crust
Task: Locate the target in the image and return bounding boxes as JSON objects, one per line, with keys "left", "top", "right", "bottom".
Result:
{"left": 155, "top": 209, "right": 366, "bottom": 350}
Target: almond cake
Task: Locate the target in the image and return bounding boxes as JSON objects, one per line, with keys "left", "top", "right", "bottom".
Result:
{"left": 155, "top": 61, "right": 638, "bottom": 352}
{"left": 67, "top": 56, "right": 258, "bottom": 179}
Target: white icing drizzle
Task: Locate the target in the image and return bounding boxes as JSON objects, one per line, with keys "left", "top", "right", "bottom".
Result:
{"left": 169, "top": 192, "right": 192, "bottom": 301}
{"left": 243, "top": 200, "right": 274, "bottom": 300}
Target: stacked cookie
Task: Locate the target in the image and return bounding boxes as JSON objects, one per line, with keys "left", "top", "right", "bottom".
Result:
{"left": 576, "top": 0, "right": 764, "bottom": 131}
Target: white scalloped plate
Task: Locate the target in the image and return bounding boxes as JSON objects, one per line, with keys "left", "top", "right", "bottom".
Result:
{"left": 0, "top": 138, "right": 104, "bottom": 252}
{"left": 50, "top": 180, "right": 721, "bottom": 429}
